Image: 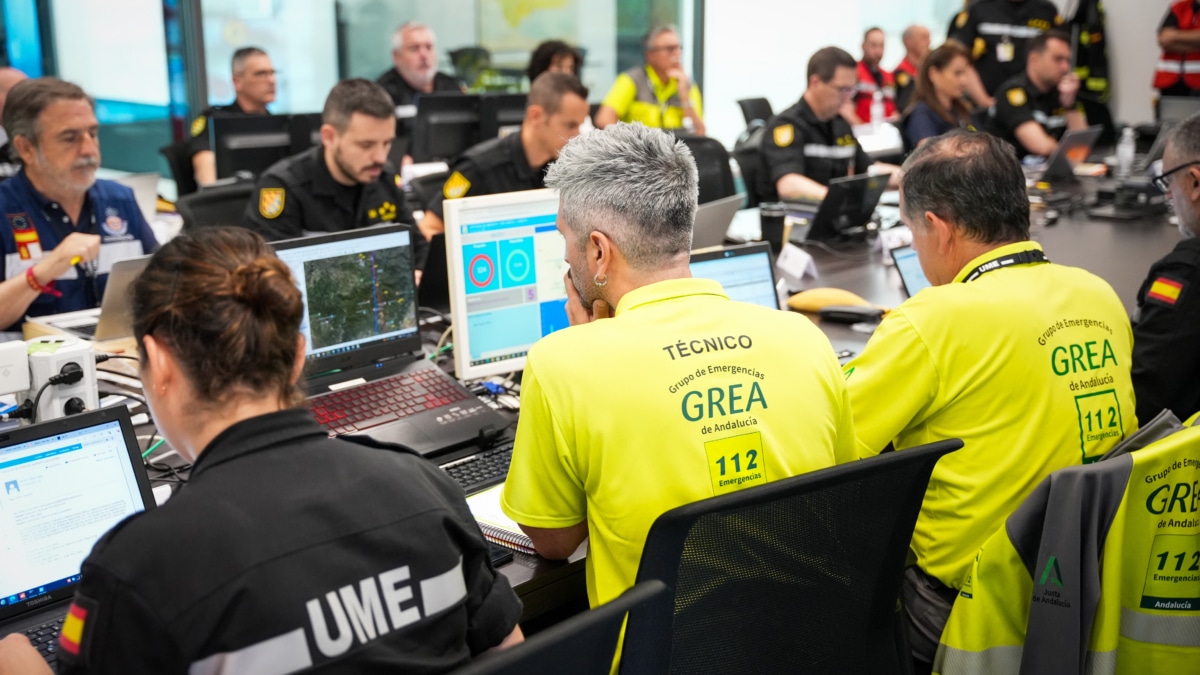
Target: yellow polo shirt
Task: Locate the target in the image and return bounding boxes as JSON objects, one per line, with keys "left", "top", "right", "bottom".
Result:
{"left": 502, "top": 278, "right": 856, "bottom": 607}
{"left": 844, "top": 241, "right": 1136, "bottom": 590}
{"left": 601, "top": 65, "right": 704, "bottom": 130}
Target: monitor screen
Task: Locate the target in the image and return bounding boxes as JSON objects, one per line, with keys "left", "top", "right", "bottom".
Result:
{"left": 689, "top": 243, "right": 779, "bottom": 310}
{"left": 891, "top": 245, "right": 932, "bottom": 297}
{"left": 0, "top": 417, "right": 146, "bottom": 612}
{"left": 410, "top": 93, "right": 481, "bottom": 163}
{"left": 210, "top": 114, "right": 292, "bottom": 179}
{"left": 479, "top": 93, "right": 527, "bottom": 140}
{"left": 273, "top": 227, "right": 419, "bottom": 365}
{"left": 444, "top": 189, "right": 569, "bottom": 380}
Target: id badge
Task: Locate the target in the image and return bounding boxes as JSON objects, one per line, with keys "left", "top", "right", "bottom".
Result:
{"left": 997, "top": 40, "right": 1015, "bottom": 63}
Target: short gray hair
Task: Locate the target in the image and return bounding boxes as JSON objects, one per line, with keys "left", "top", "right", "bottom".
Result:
{"left": 392, "top": 22, "right": 435, "bottom": 52}
{"left": 1167, "top": 111, "right": 1200, "bottom": 162}
{"left": 546, "top": 123, "right": 698, "bottom": 270}
{"left": 5, "top": 77, "right": 93, "bottom": 147}
{"left": 643, "top": 25, "right": 679, "bottom": 52}
{"left": 231, "top": 47, "right": 267, "bottom": 77}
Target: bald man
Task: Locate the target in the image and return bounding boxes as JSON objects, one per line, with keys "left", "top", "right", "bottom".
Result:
{"left": 894, "top": 26, "right": 930, "bottom": 112}
{"left": 0, "top": 67, "right": 28, "bottom": 179}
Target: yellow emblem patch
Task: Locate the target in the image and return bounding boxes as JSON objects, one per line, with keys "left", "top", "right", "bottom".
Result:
{"left": 773, "top": 124, "right": 794, "bottom": 148}
{"left": 1054, "top": 14, "right": 1063, "bottom": 25}
{"left": 394, "top": 174, "right": 403, "bottom": 188}
{"left": 190, "top": 115, "right": 207, "bottom": 138}
{"left": 955, "top": 11, "right": 968, "bottom": 29}
{"left": 1006, "top": 88, "right": 1027, "bottom": 107}
{"left": 369, "top": 201, "right": 398, "bottom": 222}
{"left": 259, "top": 188, "right": 285, "bottom": 219}
{"left": 443, "top": 171, "right": 472, "bottom": 200}
{"left": 896, "top": 72, "right": 910, "bottom": 88}
{"left": 973, "top": 37, "right": 987, "bottom": 60}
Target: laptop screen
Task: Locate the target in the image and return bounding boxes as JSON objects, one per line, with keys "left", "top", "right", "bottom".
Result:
{"left": 273, "top": 227, "right": 419, "bottom": 365}
{"left": 891, "top": 245, "right": 931, "bottom": 297}
{"left": 690, "top": 243, "right": 779, "bottom": 310}
{"left": 0, "top": 411, "right": 150, "bottom": 620}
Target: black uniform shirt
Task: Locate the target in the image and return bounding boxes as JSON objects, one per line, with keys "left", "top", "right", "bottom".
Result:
{"left": 1132, "top": 237, "right": 1200, "bottom": 424}
{"left": 948, "top": 0, "right": 1062, "bottom": 96}
{"left": 757, "top": 97, "right": 870, "bottom": 202}
{"left": 242, "top": 145, "right": 425, "bottom": 258}
{"left": 186, "top": 100, "right": 267, "bottom": 159}
{"left": 425, "top": 131, "right": 549, "bottom": 219}
{"left": 56, "top": 409, "right": 523, "bottom": 674}
{"left": 376, "top": 69, "right": 463, "bottom": 139}
{"left": 988, "top": 72, "right": 1071, "bottom": 155}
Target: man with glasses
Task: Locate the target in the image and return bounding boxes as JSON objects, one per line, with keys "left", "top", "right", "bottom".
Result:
{"left": 1133, "top": 113, "right": 1200, "bottom": 424}
{"left": 188, "top": 47, "right": 277, "bottom": 185}
{"left": 758, "top": 46, "right": 898, "bottom": 202}
{"left": 595, "top": 25, "right": 704, "bottom": 135}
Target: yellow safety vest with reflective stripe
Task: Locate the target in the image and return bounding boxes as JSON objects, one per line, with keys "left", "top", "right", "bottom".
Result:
{"left": 934, "top": 423, "right": 1200, "bottom": 674}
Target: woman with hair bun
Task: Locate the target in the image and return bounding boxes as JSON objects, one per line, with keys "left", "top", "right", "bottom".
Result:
{"left": 0, "top": 227, "right": 522, "bottom": 674}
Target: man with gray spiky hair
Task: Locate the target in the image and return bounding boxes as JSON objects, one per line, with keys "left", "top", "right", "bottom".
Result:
{"left": 500, "top": 122, "right": 857, "bottom": 610}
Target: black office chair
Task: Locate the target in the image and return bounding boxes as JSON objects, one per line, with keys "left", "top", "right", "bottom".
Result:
{"left": 675, "top": 135, "right": 736, "bottom": 205}
{"left": 621, "top": 439, "right": 963, "bottom": 675}
{"left": 175, "top": 181, "right": 257, "bottom": 230}
{"left": 409, "top": 170, "right": 451, "bottom": 213}
{"left": 453, "top": 581, "right": 667, "bottom": 675}
{"left": 159, "top": 140, "right": 199, "bottom": 198}
{"left": 736, "top": 98, "right": 774, "bottom": 126}
{"left": 731, "top": 123, "right": 766, "bottom": 207}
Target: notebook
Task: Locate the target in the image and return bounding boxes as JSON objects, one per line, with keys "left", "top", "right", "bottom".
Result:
{"left": 466, "top": 484, "right": 536, "bottom": 554}
{"left": 38, "top": 256, "right": 150, "bottom": 341}
{"left": 0, "top": 407, "right": 156, "bottom": 664}
{"left": 272, "top": 225, "right": 510, "bottom": 458}
{"left": 890, "top": 245, "right": 932, "bottom": 297}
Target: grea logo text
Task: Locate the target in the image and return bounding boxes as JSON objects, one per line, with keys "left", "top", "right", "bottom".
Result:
{"left": 1051, "top": 339, "right": 1117, "bottom": 376}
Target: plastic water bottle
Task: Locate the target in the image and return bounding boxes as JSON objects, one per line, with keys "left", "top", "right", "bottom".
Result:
{"left": 1116, "top": 127, "right": 1136, "bottom": 180}
{"left": 870, "top": 91, "right": 884, "bottom": 132}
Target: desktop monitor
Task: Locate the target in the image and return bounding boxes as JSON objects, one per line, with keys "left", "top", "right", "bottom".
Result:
{"left": 271, "top": 225, "right": 420, "bottom": 380}
{"left": 689, "top": 242, "right": 780, "bottom": 310}
{"left": 443, "top": 189, "right": 568, "bottom": 380}
{"left": 210, "top": 114, "right": 293, "bottom": 179}
{"left": 479, "top": 93, "right": 527, "bottom": 140}
{"left": 410, "top": 93, "right": 482, "bottom": 163}
{"left": 288, "top": 112, "right": 324, "bottom": 154}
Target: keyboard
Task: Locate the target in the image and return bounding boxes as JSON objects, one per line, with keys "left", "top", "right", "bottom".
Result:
{"left": 68, "top": 323, "right": 97, "bottom": 338}
{"left": 441, "top": 439, "right": 514, "bottom": 494}
{"left": 23, "top": 617, "right": 64, "bottom": 664}
{"left": 310, "top": 370, "right": 470, "bottom": 435}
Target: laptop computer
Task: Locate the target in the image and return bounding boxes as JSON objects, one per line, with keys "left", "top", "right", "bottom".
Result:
{"left": 272, "top": 225, "right": 510, "bottom": 459}
{"left": 889, "top": 245, "right": 932, "bottom": 297}
{"left": 39, "top": 256, "right": 149, "bottom": 341}
{"left": 1034, "top": 125, "right": 1103, "bottom": 184}
{"left": 691, "top": 193, "right": 745, "bottom": 249}
{"left": 690, "top": 242, "right": 780, "bottom": 310}
{"left": 786, "top": 173, "right": 888, "bottom": 243}
{"left": 0, "top": 407, "right": 156, "bottom": 665}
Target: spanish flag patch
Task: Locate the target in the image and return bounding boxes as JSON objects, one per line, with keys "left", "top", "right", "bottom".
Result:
{"left": 1147, "top": 277, "right": 1184, "bottom": 306}
{"left": 59, "top": 602, "right": 88, "bottom": 656}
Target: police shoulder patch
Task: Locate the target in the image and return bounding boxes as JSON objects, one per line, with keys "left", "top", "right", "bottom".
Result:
{"left": 443, "top": 171, "right": 472, "bottom": 200}
{"left": 1147, "top": 276, "right": 1185, "bottom": 306}
{"left": 190, "top": 115, "right": 207, "bottom": 138}
{"left": 1054, "top": 14, "right": 1064, "bottom": 25}
{"left": 773, "top": 124, "right": 795, "bottom": 148}
{"left": 896, "top": 71, "right": 910, "bottom": 87}
{"left": 259, "top": 188, "right": 285, "bottom": 219}
{"left": 1006, "top": 88, "right": 1027, "bottom": 107}
{"left": 955, "top": 11, "right": 968, "bottom": 29}
{"left": 394, "top": 174, "right": 403, "bottom": 188}
{"left": 58, "top": 595, "right": 98, "bottom": 663}
{"left": 973, "top": 37, "right": 987, "bottom": 60}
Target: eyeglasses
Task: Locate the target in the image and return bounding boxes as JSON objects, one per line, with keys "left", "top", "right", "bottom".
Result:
{"left": 1152, "top": 161, "right": 1200, "bottom": 193}
{"left": 650, "top": 44, "right": 683, "bottom": 53}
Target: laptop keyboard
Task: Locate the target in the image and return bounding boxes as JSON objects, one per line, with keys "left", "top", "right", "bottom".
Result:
{"left": 70, "top": 323, "right": 97, "bottom": 338}
{"left": 310, "top": 370, "right": 470, "bottom": 435}
{"left": 24, "top": 617, "right": 64, "bottom": 664}
{"left": 441, "top": 439, "right": 514, "bottom": 494}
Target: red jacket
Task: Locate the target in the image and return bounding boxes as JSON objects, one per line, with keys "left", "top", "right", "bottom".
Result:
{"left": 1155, "top": 0, "right": 1200, "bottom": 90}
{"left": 854, "top": 60, "right": 896, "bottom": 122}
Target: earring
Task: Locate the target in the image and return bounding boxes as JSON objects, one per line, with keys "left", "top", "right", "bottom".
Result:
{"left": 593, "top": 272, "right": 608, "bottom": 287}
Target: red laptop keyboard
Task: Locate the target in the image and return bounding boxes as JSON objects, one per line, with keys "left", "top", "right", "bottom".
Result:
{"left": 309, "top": 370, "right": 470, "bottom": 435}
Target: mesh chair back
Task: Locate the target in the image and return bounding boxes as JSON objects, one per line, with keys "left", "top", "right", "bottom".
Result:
{"left": 409, "top": 170, "right": 451, "bottom": 212}
{"left": 622, "top": 440, "right": 962, "bottom": 675}
{"left": 175, "top": 181, "right": 257, "bottom": 230}
{"left": 737, "top": 98, "right": 774, "bottom": 125}
{"left": 454, "top": 581, "right": 667, "bottom": 675}
{"left": 675, "top": 135, "right": 736, "bottom": 205}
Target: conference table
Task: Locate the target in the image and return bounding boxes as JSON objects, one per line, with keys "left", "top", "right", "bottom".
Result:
{"left": 498, "top": 204, "right": 1183, "bottom": 624}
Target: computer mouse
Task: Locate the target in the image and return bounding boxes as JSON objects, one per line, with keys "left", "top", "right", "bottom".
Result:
{"left": 787, "top": 287, "right": 872, "bottom": 313}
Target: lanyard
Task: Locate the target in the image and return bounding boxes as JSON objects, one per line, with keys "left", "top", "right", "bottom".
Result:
{"left": 960, "top": 248, "right": 1049, "bottom": 283}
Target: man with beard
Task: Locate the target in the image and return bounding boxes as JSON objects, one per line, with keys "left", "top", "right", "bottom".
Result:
{"left": 0, "top": 78, "right": 157, "bottom": 333}
{"left": 242, "top": 79, "right": 422, "bottom": 262}
{"left": 376, "top": 22, "right": 464, "bottom": 163}
{"left": 1133, "top": 112, "right": 1200, "bottom": 424}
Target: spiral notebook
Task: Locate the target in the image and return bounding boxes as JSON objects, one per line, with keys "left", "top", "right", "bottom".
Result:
{"left": 466, "top": 484, "right": 536, "bottom": 555}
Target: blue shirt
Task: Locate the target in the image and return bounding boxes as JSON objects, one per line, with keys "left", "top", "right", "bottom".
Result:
{"left": 0, "top": 170, "right": 158, "bottom": 331}
{"left": 903, "top": 102, "right": 965, "bottom": 148}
